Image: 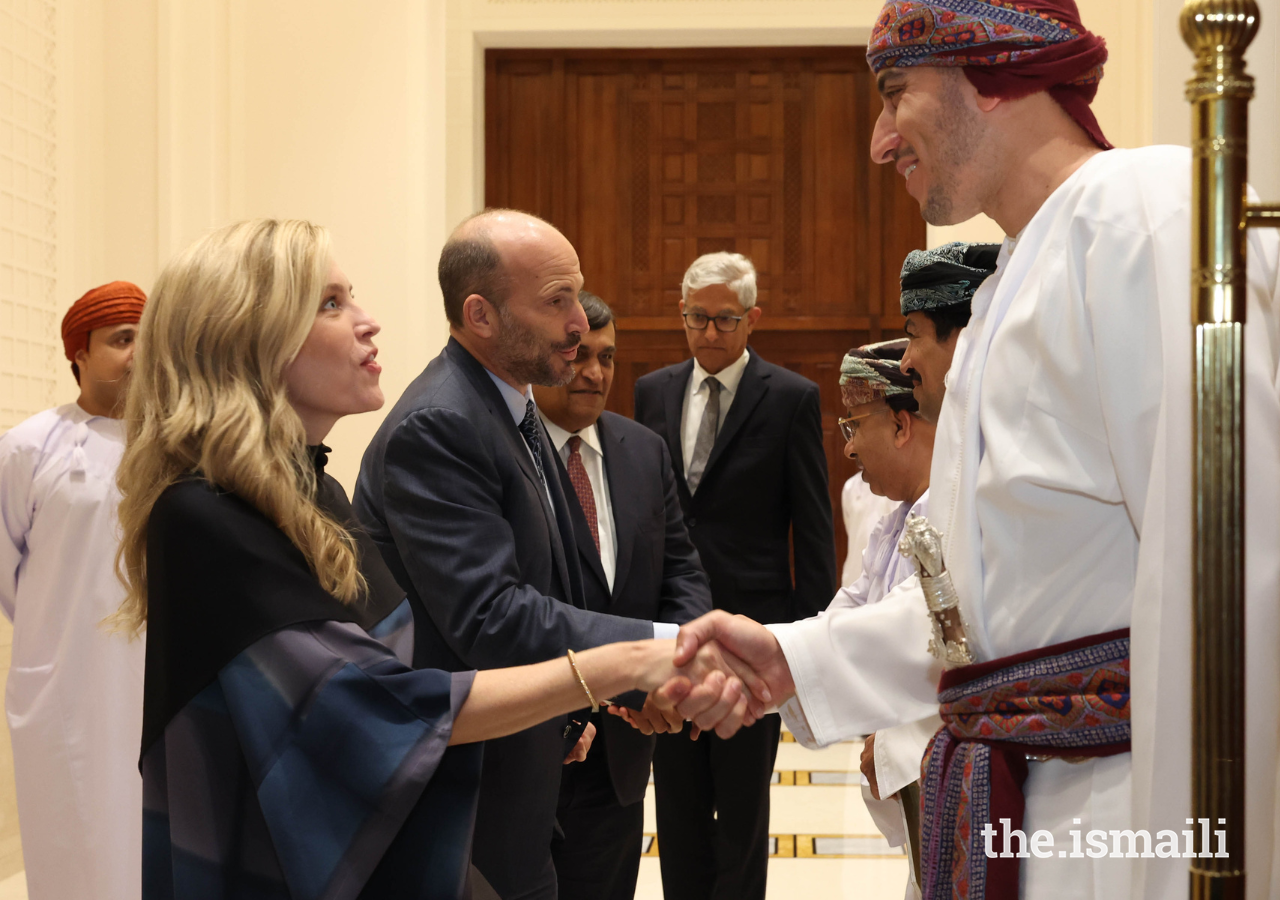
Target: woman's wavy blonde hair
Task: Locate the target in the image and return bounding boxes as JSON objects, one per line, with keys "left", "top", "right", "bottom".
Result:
{"left": 113, "top": 218, "right": 364, "bottom": 636}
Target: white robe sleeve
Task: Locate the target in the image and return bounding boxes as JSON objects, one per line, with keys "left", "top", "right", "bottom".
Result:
{"left": 0, "top": 437, "right": 37, "bottom": 623}
{"left": 768, "top": 575, "right": 941, "bottom": 748}
{"left": 857, "top": 715, "right": 942, "bottom": 856}
{"left": 860, "top": 783, "right": 908, "bottom": 848}
{"left": 874, "top": 713, "right": 943, "bottom": 800}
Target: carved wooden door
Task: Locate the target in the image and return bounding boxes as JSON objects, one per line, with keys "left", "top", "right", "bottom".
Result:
{"left": 486, "top": 47, "right": 926, "bottom": 575}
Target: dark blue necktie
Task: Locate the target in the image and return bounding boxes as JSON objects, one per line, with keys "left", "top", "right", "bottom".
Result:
{"left": 518, "top": 399, "right": 547, "bottom": 486}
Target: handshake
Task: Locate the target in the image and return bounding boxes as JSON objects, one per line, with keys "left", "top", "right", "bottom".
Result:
{"left": 609, "top": 610, "right": 798, "bottom": 740}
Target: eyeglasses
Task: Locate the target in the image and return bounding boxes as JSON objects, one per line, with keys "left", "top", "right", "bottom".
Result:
{"left": 838, "top": 407, "right": 889, "bottom": 442}
{"left": 682, "top": 312, "right": 745, "bottom": 333}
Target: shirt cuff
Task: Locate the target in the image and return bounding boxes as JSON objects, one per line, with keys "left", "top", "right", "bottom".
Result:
{"left": 766, "top": 619, "right": 838, "bottom": 748}
{"left": 653, "top": 621, "right": 679, "bottom": 640}
{"left": 777, "top": 696, "right": 821, "bottom": 749}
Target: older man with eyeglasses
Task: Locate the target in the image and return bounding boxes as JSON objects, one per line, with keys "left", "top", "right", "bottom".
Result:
{"left": 648, "top": 247, "right": 999, "bottom": 899}
{"left": 632, "top": 251, "right": 836, "bottom": 900}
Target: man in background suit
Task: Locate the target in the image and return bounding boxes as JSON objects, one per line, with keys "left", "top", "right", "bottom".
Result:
{"left": 534, "top": 290, "right": 713, "bottom": 900}
{"left": 633, "top": 252, "right": 838, "bottom": 900}
{"left": 355, "top": 210, "right": 682, "bottom": 900}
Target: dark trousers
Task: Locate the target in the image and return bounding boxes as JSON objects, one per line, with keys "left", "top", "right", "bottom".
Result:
{"left": 552, "top": 726, "right": 645, "bottom": 900}
{"left": 652, "top": 714, "right": 782, "bottom": 900}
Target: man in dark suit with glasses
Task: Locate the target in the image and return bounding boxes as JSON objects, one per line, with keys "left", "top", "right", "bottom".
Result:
{"left": 633, "top": 251, "right": 837, "bottom": 900}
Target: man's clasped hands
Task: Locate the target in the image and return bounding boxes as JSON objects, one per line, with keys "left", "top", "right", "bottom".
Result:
{"left": 609, "top": 611, "right": 798, "bottom": 740}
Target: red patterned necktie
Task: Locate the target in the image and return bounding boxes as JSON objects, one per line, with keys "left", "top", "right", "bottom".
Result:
{"left": 566, "top": 435, "right": 600, "bottom": 554}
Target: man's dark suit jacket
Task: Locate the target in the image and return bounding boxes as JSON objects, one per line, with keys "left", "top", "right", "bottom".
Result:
{"left": 549, "top": 410, "right": 713, "bottom": 805}
{"left": 353, "top": 337, "right": 654, "bottom": 900}
{"left": 633, "top": 348, "right": 838, "bottom": 624}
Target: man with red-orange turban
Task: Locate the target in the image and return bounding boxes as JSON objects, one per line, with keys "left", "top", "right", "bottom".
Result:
{"left": 0, "top": 281, "right": 147, "bottom": 900}
{"left": 60, "top": 279, "right": 147, "bottom": 408}
{"left": 662, "top": 3, "right": 1280, "bottom": 899}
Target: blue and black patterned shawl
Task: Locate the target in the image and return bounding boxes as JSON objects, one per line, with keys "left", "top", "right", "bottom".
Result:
{"left": 141, "top": 478, "right": 481, "bottom": 900}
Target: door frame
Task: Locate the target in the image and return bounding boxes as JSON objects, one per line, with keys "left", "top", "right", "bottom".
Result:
{"left": 445, "top": 17, "right": 876, "bottom": 228}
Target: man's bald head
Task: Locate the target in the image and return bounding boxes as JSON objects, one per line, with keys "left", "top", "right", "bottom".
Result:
{"left": 440, "top": 208, "right": 589, "bottom": 389}
{"left": 439, "top": 208, "right": 566, "bottom": 326}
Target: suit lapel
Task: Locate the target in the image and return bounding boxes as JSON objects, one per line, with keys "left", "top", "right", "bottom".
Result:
{"left": 599, "top": 416, "right": 634, "bottom": 599}
{"left": 448, "top": 339, "right": 578, "bottom": 603}
{"left": 702, "top": 350, "right": 770, "bottom": 480}
{"left": 450, "top": 340, "right": 547, "bottom": 498}
{"left": 662, "top": 360, "right": 693, "bottom": 482}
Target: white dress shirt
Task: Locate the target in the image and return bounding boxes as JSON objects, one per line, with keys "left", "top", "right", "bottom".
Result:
{"left": 539, "top": 417, "right": 618, "bottom": 591}
{"left": 679, "top": 349, "right": 750, "bottom": 474}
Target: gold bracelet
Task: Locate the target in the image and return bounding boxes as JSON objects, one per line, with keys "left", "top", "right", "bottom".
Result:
{"left": 566, "top": 649, "right": 599, "bottom": 713}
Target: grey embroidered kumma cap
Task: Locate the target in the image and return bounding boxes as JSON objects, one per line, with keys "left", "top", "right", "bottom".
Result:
{"left": 839, "top": 338, "right": 914, "bottom": 401}
{"left": 899, "top": 242, "right": 1001, "bottom": 315}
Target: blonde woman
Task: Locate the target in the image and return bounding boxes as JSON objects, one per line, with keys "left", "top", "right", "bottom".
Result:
{"left": 116, "top": 219, "right": 755, "bottom": 900}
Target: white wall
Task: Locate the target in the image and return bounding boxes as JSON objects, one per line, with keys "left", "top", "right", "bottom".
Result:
{"left": 1154, "top": 0, "right": 1280, "bottom": 202}
{"left": 1, "top": 0, "right": 61, "bottom": 430}
{"left": 226, "top": 0, "right": 447, "bottom": 491}
{"left": 53, "top": 0, "right": 451, "bottom": 490}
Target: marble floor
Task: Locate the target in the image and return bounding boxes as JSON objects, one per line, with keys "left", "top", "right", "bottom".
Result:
{"left": 635, "top": 728, "right": 911, "bottom": 900}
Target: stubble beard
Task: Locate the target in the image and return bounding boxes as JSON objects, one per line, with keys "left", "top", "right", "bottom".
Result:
{"left": 493, "top": 305, "right": 577, "bottom": 387}
{"left": 921, "top": 76, "right": 987, "bottom": 227}
{"left": 915, "top": 382, "right": 944, "bottom": 425}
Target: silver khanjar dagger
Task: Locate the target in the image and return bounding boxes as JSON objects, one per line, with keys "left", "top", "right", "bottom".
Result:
{"left": 897, "top": 514, "right": 974, "bottom": 667}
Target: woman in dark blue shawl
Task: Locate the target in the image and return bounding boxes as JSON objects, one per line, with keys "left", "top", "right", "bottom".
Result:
{"left": 113, "top": 219, "right": 751, "bottom": 900}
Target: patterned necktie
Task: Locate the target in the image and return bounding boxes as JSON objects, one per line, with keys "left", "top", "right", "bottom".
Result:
{"left": 566, "top": 436, "right": 600, "bottom": 553}
{"left": 518, "top": 399, "right": 547, "bottom": 487}
{"left": 686, "top": 376, "right": 721, "bottom": 494}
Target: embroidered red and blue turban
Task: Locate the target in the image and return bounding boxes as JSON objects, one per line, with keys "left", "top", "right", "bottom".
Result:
{"left": 867, "top": 0, "right": 1112, "bottom": 149}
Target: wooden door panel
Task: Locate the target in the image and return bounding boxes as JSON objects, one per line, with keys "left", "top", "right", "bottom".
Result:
{"left": 567, "top": 72, "right": 624, "bottom": 295}
{"left": 487, "top": 47, "right": 926, "bottom": 576}
{"left": 813, "top": 73, "right": 858, "bottom": 315}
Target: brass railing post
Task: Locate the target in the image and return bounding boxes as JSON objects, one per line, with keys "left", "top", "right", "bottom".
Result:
{"left": 1180, "top": 2, "right": 1266, "bottom": 898}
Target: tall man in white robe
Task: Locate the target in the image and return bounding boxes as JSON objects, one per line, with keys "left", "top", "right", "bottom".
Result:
{"left": 0, "top": 282, "right": 147, "bottom": 899}
{"left": 663, "top": 1, "right": 1280, "bottom": 897}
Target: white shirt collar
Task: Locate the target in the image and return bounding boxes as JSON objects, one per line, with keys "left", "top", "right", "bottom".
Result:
{"left": 691, "top": 348, "right": 750, "bottom": 395}
{"left": 485, "top": 369, "right": 535, "bottom": 426}
{"left": 540, "top": 415, "right": 603, "bottom": 457}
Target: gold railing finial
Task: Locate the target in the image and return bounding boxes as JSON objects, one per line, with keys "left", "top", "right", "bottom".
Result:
{"left": 1180, "top": 0, "right": 1260, "bottom": 55}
